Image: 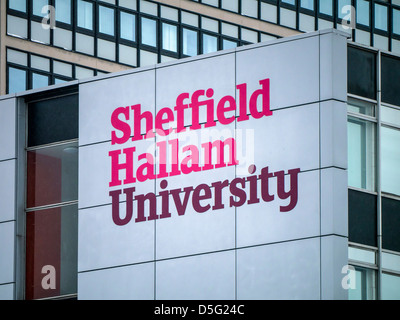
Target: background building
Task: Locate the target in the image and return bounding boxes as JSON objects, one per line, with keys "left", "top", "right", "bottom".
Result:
{"left": 0, "top": 0, "right": 399, "bottom": 300}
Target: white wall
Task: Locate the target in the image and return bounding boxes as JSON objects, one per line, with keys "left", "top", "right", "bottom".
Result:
{"left": 78, "top": 29, "right": 349, "bottom": 300}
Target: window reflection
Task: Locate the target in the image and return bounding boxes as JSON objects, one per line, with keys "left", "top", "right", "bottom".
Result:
{"left": 182, "top": 28, "right": 198, "bottom": 56}
{"left": 27, "top": 142, "right": 78, "bottom": 208}
{"left": 347, "top": 117, "right": 376, "bottom": 191}
{"left": 141, "top": 17, "right": 157, "bottom": 47}
{"left": 77, "top": 0, "right": 93, "bottom": 30}
{"left": 381, "top": 126, "right": 400, "bottom": 196}
{"left": 162, "top": 23, "right": 177, "bottom": 52}
{"left": 120, "top": 12, "right": 135, "bottom": 42}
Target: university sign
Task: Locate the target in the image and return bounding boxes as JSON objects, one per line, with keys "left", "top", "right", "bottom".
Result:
{"left": 77, "top": 30, "right": 349, "bottom": 299}
{"left": 108, "top": 78, "right": 300, "bottom": 226}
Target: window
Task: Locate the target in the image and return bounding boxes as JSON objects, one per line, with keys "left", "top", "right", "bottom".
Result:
{"left": 338, "top": 0, "right": 351, "bottom": 19}
{"left": 319, "top": 0, "right": 333, "bottom": 16}
{"left": 120, "top": 12, "right": 136, "bottom": 42}
{"left": 25, "top": 94, "right": 79, "bottom": 300}
{"left": 348, "top": 266, "right": 377, "bottom": 300}
{"left": 162, "top": 23, "right": 178, "bottom": 52}
{"left": 182, "top": 28, "right": 198, "bottom": 56}
{"left": 348, "top": 189, "right": 377, "bottom": 247}
{"left": 382, "top": 197, "right": 400, "bottom": 252}
{"left": 33, "top": 0, "right": 48, "bottom": 17}
{"left": 8, "top": 67, "right": 27, "bottom": 94}
{"left": 300, "top": 0, "right": 314, "bottom": 11}
{"left": 381, "top": 55, "right": 400, "bottom": 107}
{"left": 356, "top": 0, "right": 370, "bottom": 27}
{"left": 202, "top": 34, "right": 218, "bottom": 54}
{"left": 347, "top": 117, "right": 376, "bottom": 191}
{"left": 381, "top": 127, "right": 400, "bottom": 196}
{"left": 223, "top": 39, "right": 237, "bottom": 50}
{"left": 9, "top": 0, "right": 26, "bottom": 12}
{"left": 99, "top": 5, "right": 115, "bottom": 36}
{"left": 55, "top": 0, "right": 71, "bottom": 24}
{"left": 77, "top": 0, "right": 93, "bottom": 30}
{"left": 32, "top": 72, "right": 49, "bottom": 89}
{"left": 394, "top": 9, "right": 400, "bottom": 35}
{"left": 141, "top": 17, "right": 157, "bottom": 47}
{"left": 281, "top": 0, "right": 295, "bottom": 5}
{"left": 347, "top": 47, "right": 376, "bottom": 100}
{"left": 375, "top": 4, "right": 388, "bottom": 31}
{"left": 382, "top": 273, "right": 400, "bottom": 300}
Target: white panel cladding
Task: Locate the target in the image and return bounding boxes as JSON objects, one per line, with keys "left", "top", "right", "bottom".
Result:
{"left": 0, "top": 160, "right": 16, "bottom": 223}
{"left": 79, "top": 67, "right": 156, "bottom": 146}
{"left": 78, "top": 204, "right": 155, "bottom": 272}
{"left": 236, "top": 238, "right": 320, "bottom": 299}
{"left": 77, "top": 30, "right": 349, "bottom": 300}
{"left": 0, "top": 98, "right": 16, "bottom": 161}
{"left": 0, "top": 222, "right": 15, "bottom": 285}
{"left": 156, "top": 250, "right": 236, "bottom": 300}
{"left": 78, "top": 262, "right": 154, "bottom": 300}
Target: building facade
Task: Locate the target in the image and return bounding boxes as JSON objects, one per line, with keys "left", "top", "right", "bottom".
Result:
{"left": 0, "top": 0, "right": 399, "bottom": 300}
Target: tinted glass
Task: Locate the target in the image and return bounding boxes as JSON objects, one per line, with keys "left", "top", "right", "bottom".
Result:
{"left": 348, "top": 189, "right": 377, "bottom": 247}
{"left": 382, "top": 197, "right": 400, "bottom": 252}
{"left": 28, "top": 94, "right": 78, "bottom": 147}
{"left": 348, "top": 47, "right": 376, "bottom": 100}
{"left": 381, "top": 55, "right": 400, "bottom": 106}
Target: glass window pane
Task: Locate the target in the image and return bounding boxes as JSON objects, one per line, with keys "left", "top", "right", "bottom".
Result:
{"left": 182, "top": 28, "right": 198, "bottom": 56}
{"left": 97, "top": 38, "right": 116, "bottom": 61}
{"left": 25, "top": 204, "right": 78, "bottom": 300}
{"left": 381, "top": 127, "right": 400, "bottom": 196}
{"left": 77, "top": 0, "right": 93, "bottom": 30}
{"left": 7, "top": 15, "right": 28, "bottom": 39}
{"left": 32, "top": 73, "right": 49, "bottom": 89}
{"left": 203, "top": 34, "right": 218, "bottom": 54}
{"left": 9, "top": 0, "right": 26, "bottom": 12}
{"left": 300, "top": 0, "right": 314, "bottom": 10}
{"left": 120, "top": 12, "right": 135, "bottom": 42}
{"left": 382, "top": 251, "right": 400, "bottom": 272}
{"left": 282, "top": 0, "right": 295, "bottom": 5}
{"left": 347, "top": 98, "right": 375, "bottom": 117}
{"left": 348, "top": 247, "right": 376, "bottom": 265}
{"left": 242, "top": 0, "right": 258, "bottom": 18}
{"left": 356, "top": 0, "right": 370, "bottom": 26}
{"left": 394, "top": 9, "right": 400, "bottom": 35}
{"left": 348, "top": 266, "right": 376, "bottom": 300}
{"left": 27, "top": 94, "right": 78, "bottom": 147}
{"left": 162, "top": 23, "right": 177, "bottom": 52}
{"left": 55, "top": 0, "right": 71, "bottom": 24}
{"left": 347, "top": 117, "right": 376, "bottom": 191}
{"left": 8, "top": 67, "right": 27, "bottom": 94}
{"left": 7, "top": 49, "right": 28, "bottom": 66}
{"left": 223, "top": 39, "right": 237, "bottom": 50}
{"left": 381, "top": 106, "right": 400, "bottom": 126}
{"left": 141, "top": 17, "right": 157, "bottom": 47}
{"left": 319, "top": 0, "right": 333, "bottom": 16}
{"left": 99, "top": 6, "right": 115, "bottom": 36}
{"left": 31, "top": 55, "right": 51, "bottom": 73}
{"left": 33, "top": 0, "right": 48, "bottom": 16}
{"left": 375, "top": 4, "right": 388, "bottom": 31}
{"left": 221, "top": 0, "right": 238, "bottom": 12}
{"left": 382, "top": 55, "right": 400, "bottom": 106}
{"left": 382, "top": 273, "right": 400, "bottom": 300}
{"left": 338, "top": 0, "right": 351, "bottom": 19}
{"left": 348, "top": 46, "right": 376, "bottom": 100}
{"left": 382, "top": 197, "right": 400, "bottom": 252}
{"left": 348, "top": 189, "right": 377, "bottom": 247}
{"left": 27, "top": 142, "right": 78, "bottom": 208}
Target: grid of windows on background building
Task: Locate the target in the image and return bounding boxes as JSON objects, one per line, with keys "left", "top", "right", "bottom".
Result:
{"left": 24, "top": 92, "right": 78, "bottom": 300}
{"left": 347, "top": 45, "right": 400, "bottom": 300}
{"left": 6, "top": 0, "right": 278, "bottom": 94}
{"left": 192, "top": 0, "right": 400, "bottom": 53}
